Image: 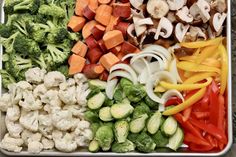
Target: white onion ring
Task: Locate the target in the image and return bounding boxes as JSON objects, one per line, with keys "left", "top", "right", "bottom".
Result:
{"left": 106, "top": 79, "right": 118, "bottom": 99}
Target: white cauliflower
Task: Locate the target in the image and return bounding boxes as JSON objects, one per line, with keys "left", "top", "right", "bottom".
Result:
{"left": 19, "top": 110, "right": 39, "bottom": 132}
{"left": 33, "top": 84, "right": 47, "bottom": 99}
{"left": 21, "top": 130, "right": 42, "bottom": 146}
{"left": 6, "top": 105, "right": 20, "bottom": 121}
{"left": 16, "top": 81, "right": 33, "bottom": 91}
{"left": 41, "top": 90, "right": 62, "bottom": 108}
{"left": 52, "top": 130, "right": 77, "bottom": 152}
{"left": 44, "top": 71, "right": 66, "bottom": 89}
{"left": 41, "top": 137, "right": 54, "bottom": 150}
{"left": 76, "top": 83, "right": 90, "bottom": 106}
{"left": 59, "top": 78, "right": 76, "bottom": 90}
{"left": 28, "top": 141, "right": 43, "bottom": 154}
{"left": 0, "top": 93, "right": 12, "bottom": 112}
{"left": 19, "top": 91, "right": 42, "bottom": 111}
{"left": 43, "top": 104, "right": 52, "bottom": 114}
{"left": 25, "top": 68, "right": 46, "bottom": 84}
{"left": 70, "top": 118, "right": 81, "bottom": 132}
{"left": 8, "top": 84, "right": 23, "bottom": 105}
{"left": 38, "top": 114, "right": 53, "bottom": 139}
{"left": 0, "top": 133, "right": 24, "bottom": 153}
{"left": 63, "top": 105, "right": 86, "bottom": 118}
{"left": 74, "top": 73, "right": 87, "bottom": 84}
{"left": 58, "top": 86, "right": 77, "bottom": 105}
{"left": 74, "top": 120, "right": 93, "bottom": 147}
{"left": 5, "top": 118, "right": 23, "bottom": 138}
{"left": 51, "top": 110, "right": 73, "bottom": 131}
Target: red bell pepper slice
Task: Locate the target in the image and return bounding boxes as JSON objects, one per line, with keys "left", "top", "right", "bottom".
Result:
{"left": 205, "top": 134, "right": 218, "bottom": 148}
{"left": 189, "top": 143, "right": 214, "bottom": 152}
{"left": 209, "top": 83, "right": 220, "bottom": 126}
{"left": 165, "top": 96, "right": 182, "bottom": 107}
{"left": 182, "top": 106, "right": 192, "bottom": 122}
{"left": 217, "top": 94, "right": 225, "bottom": 133}
{"left": 192, "top": 111, "right": 209, "bottom": 119}
{"left": 184, "top": 132, "right": 211, "bottom": 146}
{"left": 189, "top": 117, "right": 227, "bottom": 144}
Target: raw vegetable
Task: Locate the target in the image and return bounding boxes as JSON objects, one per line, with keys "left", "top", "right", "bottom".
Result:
{"left": 110, "top": 102, "right": 134, "bottom": 119}
{"left": 87, "top": 92, "right": 106, "bottom": 110}
{"left": 147, "top": 111, "right": 163, "bottom": 134}
{"left": 111, "top": 140, "right": 135, "bottom": 153}
{"left": 89, "top": 140, "right": 100, "bottom": 152}
{"left": 161, "top": 116, "right": 178, "bottom": 136}
{"left": 133, "top": 132, "right": 156, "bottom": 153}
{"left": 167, "top": 127, "right": 184, "bottom": 151}
{"left": 85, "top": 111, "right": 100, "bottom": 123}
{"left": 114, "top": 120, "right": 129, "bottom": 143}
{"left": 130, "top": 114, "right": 148, "bottom": 133}
{"left": 133, "top": 102, "right": 151, "bottom": 119}
{"left": 95, "top": 126, "right": 114, "bottom": 151}
{"left": 152, "top": 131, "right": 169, "bottom": 147}
{"left": 99, "top": 107, "right": 113, "bottom": 121}
{"left": 89, "top": 79, "right": 107, "bottom": 90}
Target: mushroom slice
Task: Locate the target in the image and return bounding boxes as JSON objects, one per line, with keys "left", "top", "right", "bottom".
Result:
{"left": 210, "top": 12, "right": 227, "bottom": 32}
{"left": 190, "top": 26, "right": 207, "bottom": 40}
{"left": 167, "top": 0, "right": 186, "bottom": 11}
{"left": 175, "top": 23, "right": 190, "bottom": 42}
{"left": 210, "top": 0, "right": 227, "bottom": 13}
{"left": 130, "top": 0, "right": 144, "bottom": 10}
{"left": 167, "top": 12, "right": 178, "bottom": 23}
{"left": 176, "top": 6, "right": 194, "bottom": 23}
{"left": 147, "top": 0, "right": 169, "bottom": 19}
{"left": 135, "top": 18, "right": 154, "bottom": 26}
{"left": 154, "top": 17, "right": 173, "bottom": 40}
{"left": 190, "top": 0, "right": 211, "bottom": 23}
{"left": 127, "top": 24, "right": 139, "bottom": 46}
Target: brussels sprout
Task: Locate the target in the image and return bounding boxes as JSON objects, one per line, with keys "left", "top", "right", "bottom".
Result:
{"left": 91, "top": 123, "right": 100, "bottom": 136}
{"left": 95, "top": 126, "right": 114, "bottom": 151}
{"left": 130, "top": 114, "right": 148, "bottom": 133}
{"left": 147, "top": 111, "right": 163, "bottom": 134}
{"left": 111, "top": 140, "right": 135, "bottom": 153}
{"left": 161, "top": 116, "right": 178, "bottom": 137}
{"left": 127, "top": 133, "right": 139, "bottom": 143}
{"left": 152, "top": 130, "right": 169, "bottom": 147}
{"left": 88, "top": 92, "right": 106, "bottom": 110}
{"left": 103, "top": 122, "right": 114, "bottom": 128}
{"left": 134, "top": 132, "right": 156, "bottom": 153}
{"left": 120, "top": 78, "right": 133, "bottom": 88}
{"left": 124, "top": 84, "right": 147, "bottom": 103}
{"left": 88, "top": 140, "right": 100, "bottom": 152}
{"left": 144, "top": 95, "right": 159, "bottom": 109}
{"left": 113, "top": 88, "right": 124, "bottom": 103}
{"left": 89, "top": 79, "right": 107, "bottom": 90}
{"left": 167, "top": 127, "right": 184, "bottom": 151}
{"left": 85, "top": 111, "right": 100, "bottom": 123}
{"left": 87, "top": 87, "right": 101, "bottom": 99}
{"left": 114, "top": 120, "right": 129, "bottom": 143}
{"left": 99, "top": 107, "right": 113, "bottom": 122}
{"left": 104, "top": 97, "right": 114, "bottom": 107}
{"left": 110, "top": 103, "right": 134, "bottom": 119}
{"left": 133, "top": 102, "right": 151, "bottom": 119}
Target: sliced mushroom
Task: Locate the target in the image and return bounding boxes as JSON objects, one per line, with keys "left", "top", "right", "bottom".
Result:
{"left": 190, "top": 26, "right": 207, "bottom": 40}
{"left": 127, "top": 24, "right": 139, "bottom": 46}
{"left": 210, "top": 12, "right": 227, "bottom": 32}
{"left": 176, "top": 6, "right": 194, "bottom": 23}
{"left": 174, "top": 23, "right": 190, "bottom": 42}
{"left": 135, "top": 18, "right": 154, "bottom": 26}
{"left": 167, "top": 0, "right": 186, "bottom": 11}
{"left": 210, "top": 0, "right": 227, "bottom": 13}
{"left": 207, "top": 26, "right": 216, "bottom": 39}
{"left": 167, "top": 12, "right": 178, "bottom": 23}
{"left": 190, "top": 0, "right": 211, "bottom": 23}
{"left": 130, "top": 0, "right": 144, "bottom": 10}
{"left": 154, "top": 17, "right": 174, "bottom": 40}
{"left": 132, "top": 9, "right": 147, "bottom": 37}
{"left": 147, "top": 0, "right": 169, "bottom": 19}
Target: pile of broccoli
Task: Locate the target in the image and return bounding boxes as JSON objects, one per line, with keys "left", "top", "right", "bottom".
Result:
{"left": 0, "top": 0, "right": 79, "bottom": 88}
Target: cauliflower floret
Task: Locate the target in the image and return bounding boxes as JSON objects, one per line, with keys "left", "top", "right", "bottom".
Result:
{"left": 21, "top": 130, "right": 42, "bottom": 146}
{"left": 76, "top": 82, "right": 90, "bottom": 106}
{"left": 43, "top": 104, "right": 52, "bottom": 114}
{"left": 19, "top": 91, "right": 42, "bottom": 111}
{"left": 70, "top": 118, "right": 81, "bottom": 132}
{"left": 58, "top": 86, "right": 77, "bottom": 105}
{"left": 63, "top": 105, "right": 86, "bottom": 118}
{"left": 59, "top": 78, "right": 76, "bottom": 90}
{"left": 52, "top": 130, "right": 77, "bottom": 152}
{"left": 5, "top": 118, "right": 23, "bottom": 138}
{"left": 74, "top": 120, "right": 93, "bottom": 147}
{"left": 41, "top": 137, "right": 54, "bottom": 150}
{"left": 0, "top": 93, "right": 12, "bottom": 112}
{"left": 19, "top": 110, "right": 39, "bottom": 132}
{"left": 51, "top": 110, "right": 73, "bottom": 131}
{"left": 28, "top": 141, "right": 43, "bottom": 154}
{"left": 38, "top": 114, "right": 53, "bottom": 139}
{"left": 25, "top": 68, "right": 46, "bottom": 84}
{"left": 8, "top": 84, "right": 23, "bottom": 105}
{"left": 16, "top": 81, "right": 33, "bottom": 91}
{"left": 41, "top": 90, "right": 62, "bottom": 108}
{"left": 74, "top": 73, "right": 87, "bottom": 84}
{"left": 6, "top": 105, "right": 20, "bottom": 121}
{"left": 44, "top": 71, "right": 66, "bottom": 89}
{"left": 0, "top": 133, "right": 24, "bottom": 152}
{"left": 33, "top": 84, "right": 47, "bottom": 99}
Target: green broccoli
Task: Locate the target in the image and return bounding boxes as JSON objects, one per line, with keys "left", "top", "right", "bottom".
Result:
{"left": 7, "top": 53, "right": 32, "bottom": 80}
{"left": 0, "top": 24, "right": 14, "bottom": 38}
{"left": 3, "top": 0, "right": 21, "bottom": 14}
{"left": 13, "top": 0, "right": 40, "bottom": 14}
{"left": 32, "top": 53, "right": 48, "bottom": 70}
{"left": 57, "top": 65, "right": 69, "bottom": 78}
{"left": 38, "top": 4, "right": 65, "bottom": 18}
{"left": 26, "top": 23, "right": 49, "bottom": 42}
{"left": 0, "top": 70, "right": 16, "bottom": 88}
{"left": 0, "top": 32, "right": 19, "bottom": 53}
{"left": 47, "top": 27, "right": 68, "bottom": 44}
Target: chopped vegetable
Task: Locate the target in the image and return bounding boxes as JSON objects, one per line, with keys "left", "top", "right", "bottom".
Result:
{"left": 99, "top": 107, "right": 113, "bottom": 122}
{"left": 95, "top": 126, "right": 114, "bottom": 151}
{"left": 114, "top": 120, "right": 129, "bottom": 143}
{"left": 111, "top": 140, "right": 135, "bottom": 153}
{"left": 130, "top": 114, "right": 148, "bottom": 133}
{"left": 147, "top": 111, "right": 163, "bottom": 134}
{"left": 161, "top": 116, "right": 178, "bottom": 136}
{"left": 87, "top": 92, "right": 106, "bottom": 110}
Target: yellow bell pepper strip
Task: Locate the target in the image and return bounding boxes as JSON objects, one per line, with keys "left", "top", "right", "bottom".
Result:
{"left": 184, "top": 71, "right": 195, "bottom": 78}
{"left": 193, "top": 48, "right": 200, "bottom": 56}
{"left": 219, "top": 44, "right": 228, "bottom": 94}
{"left": 154, "top": 86, "right": 166, "bottom": 93}
{"left": 163, "top": 87, "right": 207, "bottom": 116}
{"left": 180, "top": 37, "right": 223, "bottom": 48}
{"left": 159, "top": 77, "right": 212, "bottom": 91}
{"left": 177, "top": 61, "right": 221, "bottom": 74}
{"left": 184, "top": 72, "right": 217, "bottom": 84}
{"left": 179, "top": 56, "right": 221, "bottom": 68}
{"left": 196, "top": 45, "right": 219, "bottom": 64}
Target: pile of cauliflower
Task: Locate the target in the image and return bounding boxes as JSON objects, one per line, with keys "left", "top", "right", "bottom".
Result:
{"left": 0, "top": 68, "right": 93, "bottom": 153}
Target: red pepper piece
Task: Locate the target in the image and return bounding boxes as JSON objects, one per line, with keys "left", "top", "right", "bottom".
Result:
{"left": 189, "top": 143, "right": 214, "bottom": 152}
{"left": 184, "top": 132, "right": 211, "bottom": 146}
{"left": 205, "top": 134, "right": 218, "bottom": 148}
{"left": 192, "top": 111, "right": 210, "bottom": 119}
{"left": 182, "top": 106, "right": 192, "bottom": 122}
{"left": 189, "top": 117, "right": 227, "bottom": 144}
{"left": 217, "top": 94, "right": 225, "bottom": 133}
{"left": 165, "top": 96, "right": 182, "bottom": 107}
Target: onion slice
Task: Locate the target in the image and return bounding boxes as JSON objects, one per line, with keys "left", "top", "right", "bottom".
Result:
{"left": 169, "top": 58, "right": 183, "bottom": 83}
{"left": 161, "top": 89, "right": 184, "bottom": 105}
{"left": 110, "top": 64, "right": 138, "bottom": 84}
{"left": 108, "top": 70, "right": 133, "bottom": 82}
{"left": 131, "top": 59, "right": 146, "bottom": 74}
{"left": 121, "top": 53, "right": 136, "bottom": 61}
{"left": 106, "top": 79, "right": 118, "bottom": 99}
{"left": 142, "top": 45, "right": 172, "bottom": 61}
{"left": 139, "top": 61, "right": 160, "bottom": 84}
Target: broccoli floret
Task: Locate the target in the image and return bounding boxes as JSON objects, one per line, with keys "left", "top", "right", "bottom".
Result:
{"left": 26, "top": 23, "right": 49, "bottom": 42}
{"left": 32, "top": 53, "right": 48, "bottom": 70}
{"left": 13, "top": 0, "right": 40, "bottom": 14}
{"left": 3, "top": 0, "right": 21, "bottom": 15}
{"left": 0, "top": 70, "right": 16, "bottom": 88}
{"left": 0, "top": 32, "right": 19, "bottom": 53}
{"left": 13, "top": 33, "right": 41, "bottom": 57}
{"left": 38, "top": 4, "right": 65, "bottom": 18}
{"left": 0, "top": 24, "right": 14, "bottom": 38}
{"left": 7, "top": 53, "right": 33, "bottom": 80}
{"left": 47, "top": 27, "right": 68, "bottom": 44}
{"left": 57, "top": 65, "right": 69, "bottom": 78}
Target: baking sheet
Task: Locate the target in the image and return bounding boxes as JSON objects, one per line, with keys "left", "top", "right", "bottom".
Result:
{"left": 0, "top": 0, "right": 233, "bottom": 156}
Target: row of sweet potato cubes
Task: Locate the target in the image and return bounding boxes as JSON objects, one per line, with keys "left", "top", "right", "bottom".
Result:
{"left": 67, "top": 0, "right": 138, "bottom": 80}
